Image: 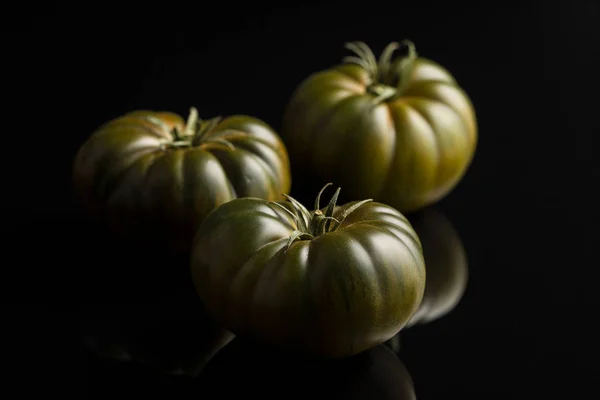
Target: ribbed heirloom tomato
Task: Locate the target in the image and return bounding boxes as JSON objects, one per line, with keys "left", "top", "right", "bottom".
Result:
{"left": 282, "top": 41, "right": 477, "bottom": 212}
{"left": 73, "top": 108, "right": 291, "bottom": 252}
{"left": 190, "top": 184, "right": 426, "bottom": 358}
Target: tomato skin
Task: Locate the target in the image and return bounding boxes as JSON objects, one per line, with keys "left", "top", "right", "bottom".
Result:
{"left": 72, "top": 109, "right": 291, "bottom": 252}
{"left": 190, "top": 195, "right": 426, "bottom": 358}
{"left": 282, "top": 41, "right": 477, "bottom": 212}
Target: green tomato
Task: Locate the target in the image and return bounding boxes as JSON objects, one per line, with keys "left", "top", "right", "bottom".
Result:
{"left": 282, "top": 40, "right": 477, "bottom": 212}
{"left": 73, "top": 107, "right": 291, "bottom": 253}
{"left": 191, "top": 183, "right": 426, "bottom": 358}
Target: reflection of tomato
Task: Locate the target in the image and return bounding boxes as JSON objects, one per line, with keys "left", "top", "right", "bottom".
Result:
{"left": 282, "top": 41, "right": 477, "bottom": 212}
{"left": 406, "top": 208, "right": 468, "bottom": 326}
{"left": 384, "top": 334, "right": 402, "bottom": 354}
{"left": 73, "top": 107, "right": 291, "bottom": 252}
{"left": 81, "top": 292, "right": 234, "bottom": 377}
{"left": 200, "top": 338, "right": 416, "bottom": 399}
{"left": 83, "top": 325, "right": 133, "bottom": 362}
{"left": 191, "top": 184, "right": 426, "bottom": 358}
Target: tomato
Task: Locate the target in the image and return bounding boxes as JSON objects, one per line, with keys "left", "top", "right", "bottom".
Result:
{"left": 406, "top": 208, "right": 468, "bottom": 326}
{"left": 190, "top": 183, "right": 426, "bottom": 358}
{"left": 282, "top": 40, "right": 477, "bottom": 212}
{"left": 73, "top": 107, "right": 291, "bottom": 252}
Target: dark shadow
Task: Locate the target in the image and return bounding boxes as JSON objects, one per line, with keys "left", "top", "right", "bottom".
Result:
{"left": 72, "top": 200, "right": 193, "bottom": 305}
{"left": 81, "top": 288, "right": 234, "bottom": 377}
{"left": 407, "top": 207, "right": 469, "bottom": 326}
{"left": 384, "top": 207, "right": 468, "bottom": 353}
{"left": 199, "top": 337, "right": 417, "bottom": 399}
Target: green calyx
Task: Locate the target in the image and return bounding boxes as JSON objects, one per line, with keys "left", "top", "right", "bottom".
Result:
{"left": 159, "top": 107, "right": 244, "bottom": 151}
{"left": 268, "top": 183, "right": 373, "bottom": 251}
{"left": 343, "top": 40, "right": 418, "bottom": 103}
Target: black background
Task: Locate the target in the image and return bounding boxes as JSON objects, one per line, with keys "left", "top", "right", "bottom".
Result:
{"left": 4, "top": 1, "right": 599, "bottom": 398}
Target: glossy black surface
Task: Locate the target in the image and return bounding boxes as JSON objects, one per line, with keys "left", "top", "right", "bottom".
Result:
{"left": 5, "top": 1, "right": 598, "bottom": 398}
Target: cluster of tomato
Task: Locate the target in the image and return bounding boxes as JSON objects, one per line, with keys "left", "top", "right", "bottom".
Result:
{"left": 73, "top": 40, "right": 477, "bottom": 358}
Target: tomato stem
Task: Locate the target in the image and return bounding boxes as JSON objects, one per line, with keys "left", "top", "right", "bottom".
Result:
{"left": 343, "top": 40, "right": 418, "bottom": 103}
{"left": 377, "top": 42, "right": 400, "bottom": 84}
{"left": 269, "top": 183, "right": 373, "bottom": 250}
{"left": 367, "top": 84, "right": 397, "bottom": 104}
{"left": 387, "top": 40, "right": 417, "bottom": 100}
{"left": 192, "top": 116, "right": 223, "bottom": 144}
{"left": 314, "top": 182, "right": 333, "bottom": 211}
{"left": 343, "top": 42, "right": 378, "bottom": 78}
{"left": 185, "top": 107, "right": 199, "bottom": 136}
{"left": 161, "top": 108, "right": 237, "bottom": 152}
